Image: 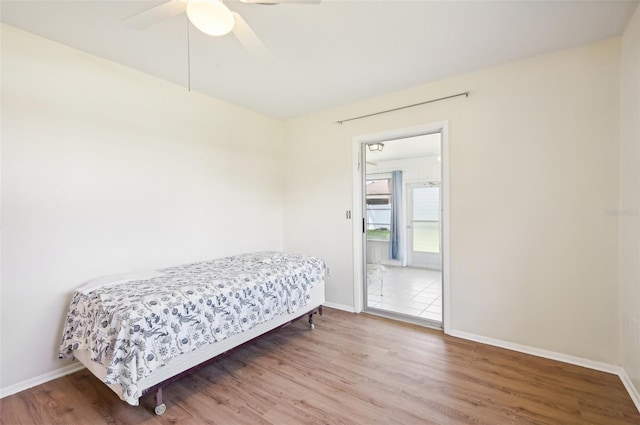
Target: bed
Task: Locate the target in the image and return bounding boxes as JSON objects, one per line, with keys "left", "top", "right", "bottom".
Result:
{"left": 59, "top": 251, "right": 325, "bottom": 415}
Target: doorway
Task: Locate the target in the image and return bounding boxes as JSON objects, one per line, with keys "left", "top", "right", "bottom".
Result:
{"left": 360, "top": 130, "right": 444, "bottom": 327}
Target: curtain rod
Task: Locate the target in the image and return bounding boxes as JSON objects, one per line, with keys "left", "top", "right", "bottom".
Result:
{"left": 336, "top": 91, "right": 470, "bottom": 125}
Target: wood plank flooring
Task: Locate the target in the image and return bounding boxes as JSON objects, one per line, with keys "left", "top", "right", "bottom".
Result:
{"left": 1, "top": 308, "right": 638, "bottom": 424}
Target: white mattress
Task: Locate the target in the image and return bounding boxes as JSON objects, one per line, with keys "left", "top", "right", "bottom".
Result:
{"left": 74, "top": 280, "right": 325, "bottom": 405}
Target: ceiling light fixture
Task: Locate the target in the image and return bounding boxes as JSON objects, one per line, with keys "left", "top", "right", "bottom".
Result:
{"left": 368, "top": 143, "right": 384, "bottom": 152}
{"left": 186, "top": 0, "right": 235, "bottom": 36}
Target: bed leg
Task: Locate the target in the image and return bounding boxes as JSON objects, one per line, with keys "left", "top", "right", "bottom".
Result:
{"left": 154, "top": 387, "right": 167, "bottom": 416}
{"left": 308, "top": 306, "right": 322, "bottom": 329}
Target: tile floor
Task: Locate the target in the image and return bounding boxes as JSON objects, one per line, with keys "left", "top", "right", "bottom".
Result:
{"left": 366, "top": 266, "right": 442, "bottom": 322}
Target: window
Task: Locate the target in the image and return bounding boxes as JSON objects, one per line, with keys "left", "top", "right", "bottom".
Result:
{"left": 366, "top": 178, "right": 392, "bottom": 240}
{"left": 412, "top": 186, "right": 440, "bottom": 253}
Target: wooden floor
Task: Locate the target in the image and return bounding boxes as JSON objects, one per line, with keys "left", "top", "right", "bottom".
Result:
{"left": 1, "top": 308, "right": 639, "bottom": 425}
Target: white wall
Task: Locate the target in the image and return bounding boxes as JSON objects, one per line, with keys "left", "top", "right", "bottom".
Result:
{"left": 283, "top": 38, "right": 621, "bottom": 364}
{"left": 619, "top": 5, "right": 640, "bottom": 400}
{"left": 0, "top": 25, "right": 283, "bottom": 391}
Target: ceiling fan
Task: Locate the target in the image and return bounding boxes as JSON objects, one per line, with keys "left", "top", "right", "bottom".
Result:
{"left": 123, "top": 0, "right": 319, "bottom": 60}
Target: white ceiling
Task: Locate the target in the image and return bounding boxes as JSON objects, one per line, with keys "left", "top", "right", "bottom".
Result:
{"left": 1, "top": 0, "right": 637, "bottom": 119}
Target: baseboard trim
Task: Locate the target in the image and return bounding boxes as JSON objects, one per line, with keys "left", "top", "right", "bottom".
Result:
{"left": 448, "top": 329, "right": 620, "bottom": 374}
{"left": 323, "top": 301, "right": 355, "bottom": 313}
{"left": 620, "top": 367, "right": 640, "bottom": 413}
{"left": 0, "top": 362, "right": 85, "bottom": 399}
{"left": 449, "top": 329, "right": 640, "bottom": 414}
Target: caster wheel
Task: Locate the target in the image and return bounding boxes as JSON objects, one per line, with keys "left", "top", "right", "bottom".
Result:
{"left": 154, "top": 403, "right": 167, "bottom": 416}
{"left": 309, "top": 323, "right": 315, "bottom": 330}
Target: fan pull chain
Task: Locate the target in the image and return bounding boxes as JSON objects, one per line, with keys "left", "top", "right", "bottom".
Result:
{"left": 187, "top": 17, "right": 191, "bottom": 92}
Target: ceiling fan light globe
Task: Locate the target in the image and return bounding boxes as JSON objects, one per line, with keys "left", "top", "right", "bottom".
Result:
{"left": 186, "top": 1, "right": 235, "bottom": 36}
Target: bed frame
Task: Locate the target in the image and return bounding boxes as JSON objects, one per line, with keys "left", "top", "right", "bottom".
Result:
{"left": 146, "top": 304, "right": 322, "bottom": 415}
{"left": 73, "top": 281, "right": 325, "bottom": 415}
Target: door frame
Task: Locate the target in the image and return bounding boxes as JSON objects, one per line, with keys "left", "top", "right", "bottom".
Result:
{"left": 351, "top": 121, "right": 451, "bottom": 334}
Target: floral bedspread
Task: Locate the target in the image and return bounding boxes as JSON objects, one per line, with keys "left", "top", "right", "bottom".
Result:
{"left": 59, "top": 251, "right": 325, "bottom": 405}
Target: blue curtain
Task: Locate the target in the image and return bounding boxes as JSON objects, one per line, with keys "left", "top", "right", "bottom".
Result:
{"left": 390, "top": 170, "right": 404, "bottom": 261}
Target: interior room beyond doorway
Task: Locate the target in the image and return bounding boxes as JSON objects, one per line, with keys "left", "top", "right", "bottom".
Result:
{"left": 364, "top": 132, "right": 443, "bottom": 326}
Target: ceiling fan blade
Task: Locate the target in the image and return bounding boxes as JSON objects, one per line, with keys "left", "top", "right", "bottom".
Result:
{"left": 123, "top": 0, "right": 186, "bottom": 30}
{"left": 237, "top": 0, "right": 321, "bottom": 4}
{"left": 231, "top": 12, "right": 274, "bottom": 62}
